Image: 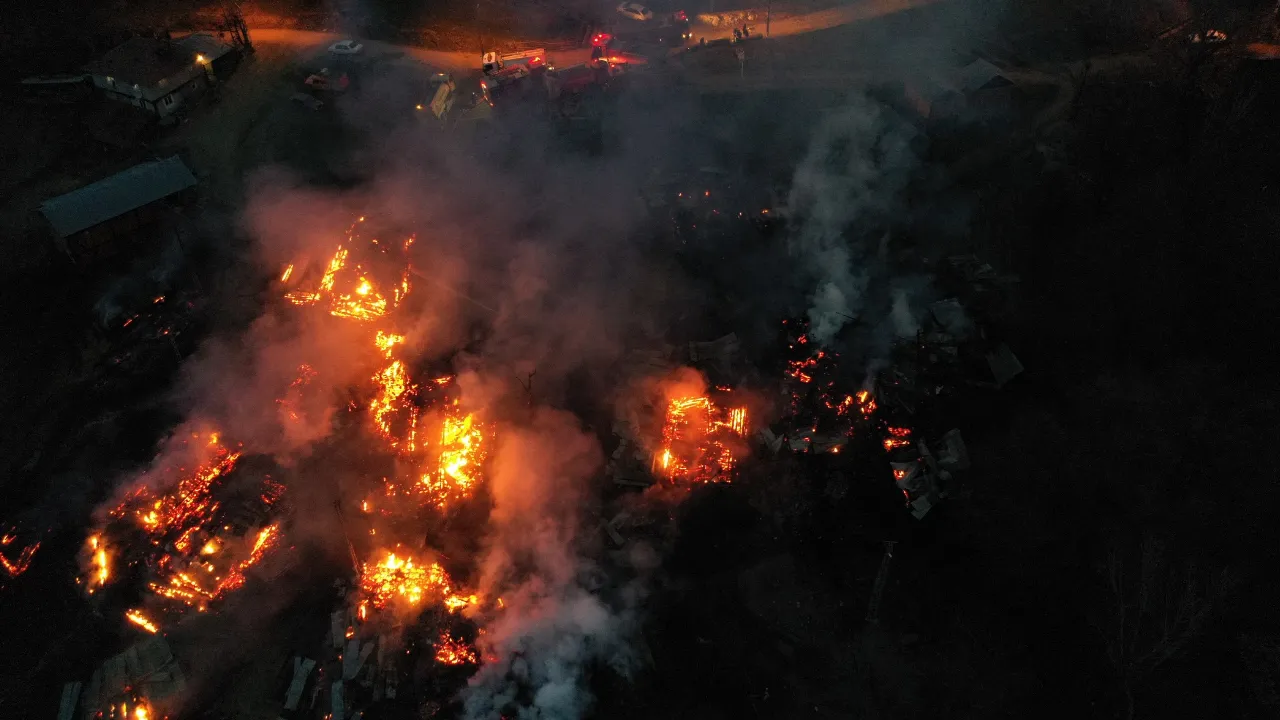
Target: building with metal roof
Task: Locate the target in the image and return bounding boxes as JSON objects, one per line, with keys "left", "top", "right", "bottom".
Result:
{"left": 40, "top": 156, "right": 198, "bottom": 264}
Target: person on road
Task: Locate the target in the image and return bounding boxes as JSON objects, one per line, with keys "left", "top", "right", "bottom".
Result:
{"left": 743, "top": 24, "right": 750, "bottom": 39}
{"left": 733, "top": 27, "right": 742, "bottom": 42}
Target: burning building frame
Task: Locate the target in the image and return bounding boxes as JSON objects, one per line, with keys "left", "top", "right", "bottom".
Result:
{"left": 79, "top": 432, "right": 286, "bottom": 623}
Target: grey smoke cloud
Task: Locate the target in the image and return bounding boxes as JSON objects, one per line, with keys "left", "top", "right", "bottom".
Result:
{"left": 462, "top": 408, "right": 637, "bottom": 719}
{"left": 789, "top": 95, "right": 918, "bottom": 346}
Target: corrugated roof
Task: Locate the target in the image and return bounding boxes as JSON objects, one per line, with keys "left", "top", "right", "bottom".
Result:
{"left": 954, "top": 58, "right": 1011, "bottom": 94}
{"left": 41, "top": 156, "right": 197, "bottom": 237}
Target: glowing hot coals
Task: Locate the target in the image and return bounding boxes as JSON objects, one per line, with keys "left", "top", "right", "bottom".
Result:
{"left": 654, "top": 395, "right": 749, "bottom": 485}
{"left": 147, "top": 523, "right": 282, "bottom": 612}
{"left": 84, "top": 433, "right": 286, "bottom": 621}
{"left": 434, "top": 630, "right": 478, "bottom": 665}
{"left": 358, "top": 550, "right": 477, "bottom": 613}
{"left": 281, "top": 218, "right": 413, "bottom": 322}
{"left": 369, "top": 334, "right": 487, "bottom": 510}
{"left": 0, "top": 528, "right": 39, "bottom": 581}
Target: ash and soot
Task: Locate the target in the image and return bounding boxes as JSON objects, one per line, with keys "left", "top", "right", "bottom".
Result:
{"left": 3, "top": 18, "right": 976, "bottom": 717}
{"left": 10, "top": 0, "right": 1273, "bottom": 717}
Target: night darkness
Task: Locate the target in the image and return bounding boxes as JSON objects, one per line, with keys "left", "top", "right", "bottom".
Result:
{"left": 1, "top": 0, "right": 1278, "bottom": 719}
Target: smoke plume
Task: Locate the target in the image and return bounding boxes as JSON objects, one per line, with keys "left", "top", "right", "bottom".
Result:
{"left": 462, "top": 408, "right": 638, "bottom": 719}
{"left": 788, "top": 95, "right": 918, "bottom": 346}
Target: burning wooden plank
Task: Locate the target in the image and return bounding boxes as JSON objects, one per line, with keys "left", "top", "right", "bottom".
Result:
{"left": 653, "top": 394, "right": 749, "bottom": 485}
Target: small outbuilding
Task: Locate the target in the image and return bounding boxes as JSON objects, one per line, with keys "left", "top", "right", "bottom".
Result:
{"left": 40, "top": 155, "right": 198, "bottom": 265}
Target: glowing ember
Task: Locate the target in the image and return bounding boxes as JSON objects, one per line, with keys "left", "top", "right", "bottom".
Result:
{"left": 366, "top": 337, "right": 488, "bottom": 509}
{"left": 654, "top": 395, "right": 749, "bottom": 484}
{"left": 126, "top": 609, "right": 159, "bottom": 634}
{"left": 127, "top": 437, "right": 241, "bottom": 537}
{"left": 883, "top": 426, "right": 912, "bottom": 451}
{"left": 87, "top": 430, "right": 282, "bottom": 613}
{"left": 857, "top": 390, "right": 877, "bottom": 417}
{"left": 435, "top": 631, "right": 478, "bottom": 665}
{"left": 375, "top": 330, "right": 405, "bottom": 359}
{"left": 358, "top": 550, "right": 474, "bottom": 612}
{"left": 282, "top": 219, "right": 414, "bottom": 322}
{"left": 418, "top": 411, "right": 485, "bottom": 508}
{"left": 370, "top": 360, "right": 413, "bottom": 447}
{"left": 1, "top": 532, "right": 39, "bottom": 579}
{"left": 87, "top": 535, "right": 109, "bottom": 592}
{"left": 785, "top": 353, "right": 822, "bottom": 384}
{"left": 277, "top": 364, "right": 317, "bottom": 424}
{"left": 149, "top": 524, "right": 281, "bottom": 611}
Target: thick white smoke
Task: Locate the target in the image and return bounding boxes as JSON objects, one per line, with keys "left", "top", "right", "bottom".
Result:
{"left": 788, "top": 96, "right": 917, "bottom": 345}
{"left": 462, "top": 408, "right": 638, "bottom": 719}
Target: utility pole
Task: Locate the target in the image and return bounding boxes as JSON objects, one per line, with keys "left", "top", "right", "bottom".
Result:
{"left": 766, "top": 0, "right": 772, "bottom": 38}
{"left": 864, "top": 540, "right": 898, "bottom": 623}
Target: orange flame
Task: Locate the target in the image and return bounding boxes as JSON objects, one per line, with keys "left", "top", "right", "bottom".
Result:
{"left": 434, "top": 631, "right": 478, "bottom": 665}
{"left": 654, "top": 395, "right": 749, "bottom": 484}
{"left": 1, "top": 531, "right": 40, "bottom": 580}
{"left": 282, "top": 220, "right": 414, "bottom": 322}
{"left": 126, "top": 609, "right": 159, "bottom": 634}
{"left": 86, "top": 535, "right": 109, "bottom": 592}
{"left": 883, "top": 426, "right": 912, "bottom": 451}
{"left": 358, "top": 550, "right": 475, "bottom": 612}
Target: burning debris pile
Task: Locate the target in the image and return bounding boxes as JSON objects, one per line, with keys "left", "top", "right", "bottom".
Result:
{"left": 58, "top": 216, "right": 501, "bottom": 720}
{"left": 652, "top": 394, "right": 749, "bottom": 485}
{"left": 607, "top": 340, "right": 752, "bottom": 490}
{"left": 271, "top": 217, "right": 493, "bottom": 719}
{"left": 80, "top": 432, "right": 286, "bottom": 622}
{"left": 0, "top": 525, "right": 40, "bottom": 583}
{"left": 280, "top": 216, "right": 413, "bottom": 323}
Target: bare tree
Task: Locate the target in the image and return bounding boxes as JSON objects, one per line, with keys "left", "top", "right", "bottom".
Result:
{"left": 1097, "top": 532, "right": 1231, "bottom": 719}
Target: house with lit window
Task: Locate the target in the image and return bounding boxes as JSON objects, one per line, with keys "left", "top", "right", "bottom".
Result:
{"left": 81, "top": 34, "right": 238, "bottom": 118}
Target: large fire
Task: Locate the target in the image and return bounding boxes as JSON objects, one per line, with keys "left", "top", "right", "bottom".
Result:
{"left": 654, "top": 394, "right": 749, "bottom": 484}
{"left": 84, "top": 433, "right": 286, "bottom": 623}
{"left": 125, "top": 608, "right": 159, "bottom": 634}
{"left": 148, "top": 524, "right": 281, "bottom": 611}
{"left": 358, "top": 550, "right": 476, "bottom": 613}
{"left": 366, "top": 332, "right": 487, "bottom": 509}
{"left": 281, "top": 218, "right": 413, "bottom": 322}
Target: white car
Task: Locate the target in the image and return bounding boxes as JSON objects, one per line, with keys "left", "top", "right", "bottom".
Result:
{"left": 328, "top": 40, "right": 364, "bottom": 55}
{"left": 616, "top": 2, "right": 654, "bottom": 21}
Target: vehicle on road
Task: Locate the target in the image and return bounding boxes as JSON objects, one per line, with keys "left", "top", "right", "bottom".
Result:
{"left": 328, "top": 40, "right": 364, "bottom": 54}
{"left": 290, "top": 93, "right": 324, "bottom": 110}
{"left": 616, "top": 2, "right": 654, "bottom": 21}
{"left": 482, "top": 49, "right": 548, "bottom": 77}
{"left": 304, "top": 68, "right": 350, "bottom": 92}
{"left": 605, "top": 15, "right": 691, "bottom": 49}
{"left": 544, "top": 63, "right": 609, "bottom": 101}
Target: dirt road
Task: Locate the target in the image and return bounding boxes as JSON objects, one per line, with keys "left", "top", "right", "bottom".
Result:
{"left": 691, "top": 0, "right": 946, "bottom": 41}
{"left": 249, "top": 29, "right": 593, "bottom": 72}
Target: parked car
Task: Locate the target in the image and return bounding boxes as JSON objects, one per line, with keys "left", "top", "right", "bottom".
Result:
{"left": 616, "top": 2, "right": 654, "bottom": 21}
{"left": 290, "top": 93, "right": 323, "bottom": 110}
{"left": 328, "top": 40, "right": 364, "bottom": 54}
{"left": 305, "top": 68, "right": 350, "bottom": 92}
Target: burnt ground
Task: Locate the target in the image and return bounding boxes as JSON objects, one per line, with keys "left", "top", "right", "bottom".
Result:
{"left": 3, "top": 2, "right": 1280, "bottom": 719}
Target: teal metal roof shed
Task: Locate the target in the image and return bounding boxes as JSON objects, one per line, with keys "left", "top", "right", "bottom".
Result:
{"left": 40, "top": 155, "right": 197, "bottom": 237}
